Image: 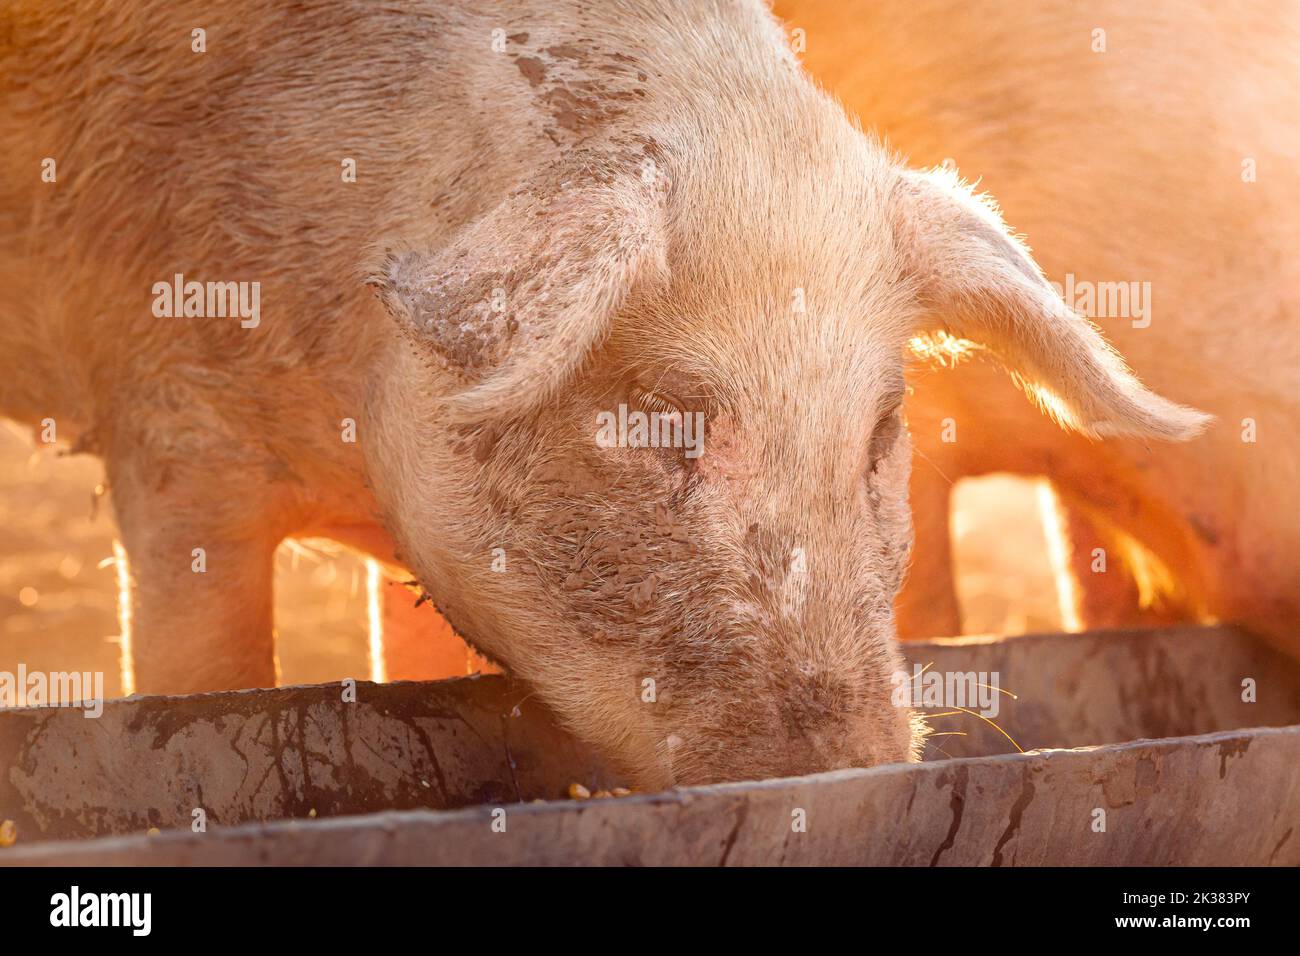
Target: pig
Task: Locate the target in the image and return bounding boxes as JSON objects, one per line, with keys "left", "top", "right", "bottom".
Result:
{"left": 0, "top": 0, "right": 1206, "bottom": 787}
{"left": 779, "top": 0, "right": 1300, "bottom": 656}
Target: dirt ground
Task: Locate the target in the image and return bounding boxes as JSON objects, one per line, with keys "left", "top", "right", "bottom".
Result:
{"left": 0, "top": 417, "right": 1059, "bottom": 700}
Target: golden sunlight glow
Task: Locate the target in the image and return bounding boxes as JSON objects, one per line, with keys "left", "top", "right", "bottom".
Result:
{"left": 1036, "top": 479, "right": 1083, "bottom": 632}
{"left": 1022, "top": 382, "right": 1080, "bottom": 432}
{"left": 365, "top": 558, "right": 388, "bottom": 683}
{"left": 952, "top": 474, "right": 1058, "bottom": 634}
{"left": 1109, "top": 527, "right": 1180, "bottom": 614}
{"left": 907, "top": 330, "right": 979, "bottom": 367}
{"left": 110, "top": 540, "right": 135, "bottom": 696}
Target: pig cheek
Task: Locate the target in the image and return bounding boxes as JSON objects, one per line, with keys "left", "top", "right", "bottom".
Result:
{"left": 853, "top": 645, "right": 918, "bottom": 766}
{"left": 869, "top": 439, "right": 914, "bottom": 596}
{"left": 693, "top": 424, "right": 756, "bottom": 488}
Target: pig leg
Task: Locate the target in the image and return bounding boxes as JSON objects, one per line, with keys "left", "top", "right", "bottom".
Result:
{"left": 895, "top": 463, "right": 961, "bottom": 638}
{"left": 107, "top": 458, "right": 280, "bottom": 695}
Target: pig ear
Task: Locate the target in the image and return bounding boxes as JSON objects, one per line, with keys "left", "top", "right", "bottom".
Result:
{"left": 369, "top": 165, "right": 667, "bottom": 422}
{"left": 894, "top": 167, "right": 1211, "bottom": 440}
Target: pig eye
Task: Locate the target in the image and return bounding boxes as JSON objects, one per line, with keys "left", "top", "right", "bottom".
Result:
{"left": 629, "top": 383, "right": 686, "bottom": 418}
{"left": 626, "top": 383, "right": 699, "bottom": 469}
{"left": 867, "top": 407, "right": 903, "bottom": 474}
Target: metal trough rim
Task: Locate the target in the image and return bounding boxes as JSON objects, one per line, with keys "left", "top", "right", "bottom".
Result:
{"left": 5, "top": 723, "right": 1296, "bottom": 866}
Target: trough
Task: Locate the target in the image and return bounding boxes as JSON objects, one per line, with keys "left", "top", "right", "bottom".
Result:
{"left": 1, "top": 624, "right": 1297, "bottom": 865}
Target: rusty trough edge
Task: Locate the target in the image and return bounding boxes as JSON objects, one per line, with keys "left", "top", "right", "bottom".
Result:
{"left": 4, "top": 724, "right": 1297, "bottom": 866}
{"left": 0, "top": 671, "right": 623, "bottom": 843}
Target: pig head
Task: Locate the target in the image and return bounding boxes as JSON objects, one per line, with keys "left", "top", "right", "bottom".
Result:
{"left": 366, "top": 132, "right": 1208, "bottom": 788}
{"left": 0, "top": 0, "right": 1210, "bottom": 791}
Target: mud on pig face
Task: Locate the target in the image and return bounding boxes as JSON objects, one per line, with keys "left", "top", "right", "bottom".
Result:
{"left": 368, "top": 154, "right": 1209, "bottom": 788}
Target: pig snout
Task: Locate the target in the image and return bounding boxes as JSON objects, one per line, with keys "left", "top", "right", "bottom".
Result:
{"left": 649, "top": 667, "right": 919, "bottom": 788}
